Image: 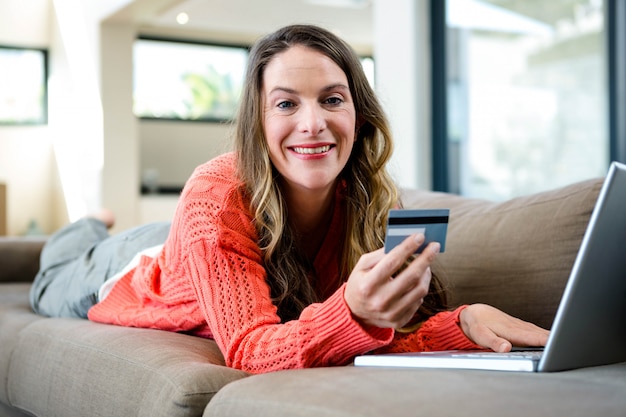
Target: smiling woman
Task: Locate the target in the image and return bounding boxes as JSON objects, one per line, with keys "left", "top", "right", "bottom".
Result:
{"left": 30, "top": 24, "right": 549, "bottom": 375}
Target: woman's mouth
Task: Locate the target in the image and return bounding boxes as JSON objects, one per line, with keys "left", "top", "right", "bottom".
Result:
{"left": 291, "top": 145, "right": 332, "bottom": 155}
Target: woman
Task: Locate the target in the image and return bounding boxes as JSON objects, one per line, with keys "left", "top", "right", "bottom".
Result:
{"left": 30, "top": 24, "right": 548, "bottom": 373}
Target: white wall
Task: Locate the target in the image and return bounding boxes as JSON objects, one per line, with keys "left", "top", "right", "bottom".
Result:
{"left": 373, "top": 0, "right": 431, "bottom": 190}
{"left": 139, "top": 121, "right": 233, "bottom": 188}
{"left": 0, "top": 0, "right": 50, "bottom": 45}
{"left": 99, "top": 9, "right": 241, "bottom": 231}
{"left": 0, "top": 0, "right": 63, "bottom": 236}
{"left": 0, "top": 0, "right": 135, "bottom": 235}
{"left": 0, "top": 125, "right": 61, "bottom": 235}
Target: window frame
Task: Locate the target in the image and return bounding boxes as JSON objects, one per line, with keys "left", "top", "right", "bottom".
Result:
{"left": 430, "top": 0, "right": 626, "bottom": 193}
{"left": 0, "top": 45, "right": 48, "bottom": 126}
{"left": 607, "top": 0, "right": 626, "bottom": 163}
{"left": 133, "top": 35, "right": 250, "bottom": 123}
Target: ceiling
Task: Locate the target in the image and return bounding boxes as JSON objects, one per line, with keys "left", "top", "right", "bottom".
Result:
{"left": 114, "top": 0, "right": 374, "bottom": 49}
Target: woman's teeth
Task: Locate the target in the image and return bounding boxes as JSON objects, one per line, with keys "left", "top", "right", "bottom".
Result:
{"left": 292, "top": 145, "right": 331, "bottom": 155}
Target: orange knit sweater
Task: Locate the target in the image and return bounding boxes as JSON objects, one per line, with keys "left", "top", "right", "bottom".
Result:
{"left": 88, "top": 152, "right": 479, "bottom": 373}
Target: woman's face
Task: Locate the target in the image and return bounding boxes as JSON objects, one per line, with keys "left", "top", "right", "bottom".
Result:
{"left": 262, "top": 45, "right": 357, "bottom": 197}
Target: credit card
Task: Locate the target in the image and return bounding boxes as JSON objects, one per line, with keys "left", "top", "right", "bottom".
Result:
{"left": 384, "top": 209, "right": 449, "bottom": 254}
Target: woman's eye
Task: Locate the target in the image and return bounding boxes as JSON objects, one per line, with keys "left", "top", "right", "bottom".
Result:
{"left": 325, "top": 96, "right": 343, "bottom": 105}
{"left": 277, "top": 101, "right": 294, "bottom": 109}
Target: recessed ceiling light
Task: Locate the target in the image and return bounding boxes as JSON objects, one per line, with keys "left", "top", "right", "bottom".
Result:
{"left": 176, "top": 12, "right": 189, "bottom": 25}
{"left": 304, "top": 0, "right": 370, "bottom": 8}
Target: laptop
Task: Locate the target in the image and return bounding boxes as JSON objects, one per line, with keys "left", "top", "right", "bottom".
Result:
{"left": 355, "top": 161, "right": 626, "bottom": 372}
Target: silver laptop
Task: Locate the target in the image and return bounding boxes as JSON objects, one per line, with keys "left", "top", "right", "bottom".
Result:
{"left": 355, "top": 161, "right": 626, "bottom": 372}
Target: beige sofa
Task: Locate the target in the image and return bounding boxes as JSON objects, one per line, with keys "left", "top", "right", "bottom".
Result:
{"left": 2, "top": 177, "right": 625, "bottom": 417}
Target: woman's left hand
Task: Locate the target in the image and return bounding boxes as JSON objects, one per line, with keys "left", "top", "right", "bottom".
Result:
{"left": 459, "top": 304, "right": 550, "bottom": 352}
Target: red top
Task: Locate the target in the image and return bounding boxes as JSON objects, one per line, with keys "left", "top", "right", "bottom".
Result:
{"left": 88, "top": 152, "right": 479, "bottom": 373}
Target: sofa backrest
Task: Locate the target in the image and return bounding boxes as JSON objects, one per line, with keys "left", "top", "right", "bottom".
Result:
{"left": 401, "top": 178, "right": 603, "bottom": 330}
{"left": 0, "top": 178, "right": 603, "bottom": 329}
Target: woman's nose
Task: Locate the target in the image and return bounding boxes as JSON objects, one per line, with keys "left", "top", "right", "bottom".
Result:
{"left": 298, "top": 103, "right": 326, "bottom": 136}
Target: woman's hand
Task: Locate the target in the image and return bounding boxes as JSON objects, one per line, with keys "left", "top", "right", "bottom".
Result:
{"left": 344, "top": 233, "right": 440, "bottom": 329}
{"left": 459, "top": 304, "right": 550, "bottom": 352}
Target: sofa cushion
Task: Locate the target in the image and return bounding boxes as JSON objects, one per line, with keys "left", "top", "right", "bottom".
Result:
{"left": 7, "top": 317, "right": 248, "bottom": 417}
{"left": 0, "top": 284, "right": 45, "bottom": 405}
{"left": 0, "top": 400, "right": 31, "bottom": 417}
{"left": 401, "top": 178, "right": 603, "bottom": 329}
{"left": 204, "top": 363, "right": 626, "bottom": 417}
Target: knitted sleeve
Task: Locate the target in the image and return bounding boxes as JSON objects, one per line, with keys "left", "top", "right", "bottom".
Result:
{"left": 374, "top": 306, "right": 483, "bottom": 354}
{"left": 173, "top": 154, "right": 393, "bottom": 373}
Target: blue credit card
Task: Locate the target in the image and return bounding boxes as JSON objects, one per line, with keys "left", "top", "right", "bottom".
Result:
{"left": 384, "top": 209, "right": 449, "bottom": 254}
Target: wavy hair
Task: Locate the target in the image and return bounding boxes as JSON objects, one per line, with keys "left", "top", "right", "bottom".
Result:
{"left": 235, "top": 24, "right": 447, "bottom": 322}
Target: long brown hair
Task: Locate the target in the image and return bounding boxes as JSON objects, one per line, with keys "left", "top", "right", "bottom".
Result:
{"left": 235, "top": 24, "right": 447, "bottom": 322}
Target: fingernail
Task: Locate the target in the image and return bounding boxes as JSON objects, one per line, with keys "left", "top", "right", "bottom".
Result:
{"left": 431, "top": 242, "right": 441, "bottom": 254}
{"left": 414, "top": 233, "right": 425, "bottom": 244}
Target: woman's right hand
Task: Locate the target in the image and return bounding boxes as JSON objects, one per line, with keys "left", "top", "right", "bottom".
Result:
{"left": 344, "top": 233, "right": 440, "bottom": 329}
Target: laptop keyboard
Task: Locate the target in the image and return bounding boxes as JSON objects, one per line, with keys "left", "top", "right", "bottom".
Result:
{"left": 451, "top": 350, "right": 544, "bottom": 360}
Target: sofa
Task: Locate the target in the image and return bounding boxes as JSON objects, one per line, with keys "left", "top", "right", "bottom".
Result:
{"left": 2, "top": 177, "right": 625, "bottom": 417}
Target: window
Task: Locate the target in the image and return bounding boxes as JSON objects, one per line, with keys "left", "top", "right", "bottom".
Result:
{"left": 360, "top": 56, "right": 375, "bottom": 87}
{"left": 0, "top": 46, "right": 48, "bottom": 125}
{"left": 432, "top": 0, "right": 624, "bottom": 200}
{"left": 133, "top": 37, "right": 248, "bottom": 122}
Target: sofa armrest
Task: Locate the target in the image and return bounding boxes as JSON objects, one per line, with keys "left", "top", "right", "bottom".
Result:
{"left": 0, "top": 237, "right": 46, "bottom": 284}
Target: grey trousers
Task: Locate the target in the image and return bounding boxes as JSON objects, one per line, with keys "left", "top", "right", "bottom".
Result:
{"left": 29, "top": 218, "right": 171, "bottom": 318}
